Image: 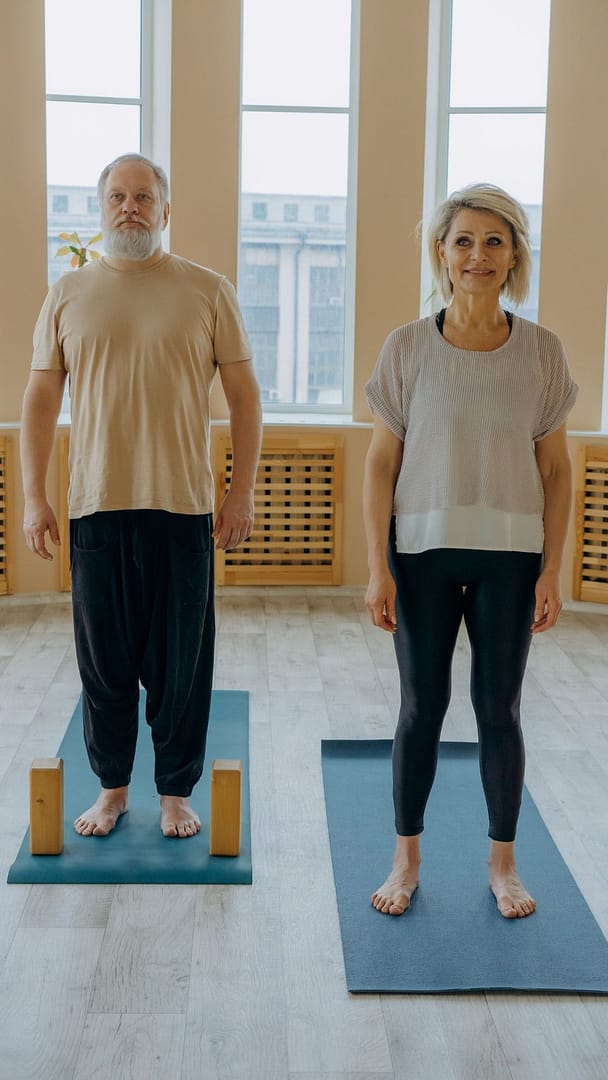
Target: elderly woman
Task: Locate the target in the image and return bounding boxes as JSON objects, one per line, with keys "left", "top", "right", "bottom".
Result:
{"left": 363, "top": 183, "right": 577, "bottom": 918}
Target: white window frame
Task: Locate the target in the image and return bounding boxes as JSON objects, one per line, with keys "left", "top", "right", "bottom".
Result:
{"left": 420, "top": 0, "right": 548, "bottom": 319}
{"left": 238, "top": 0, "right": 360, "bottom": 416}
{"left": 45, "top": 0, "right": 171, "bottom": 199}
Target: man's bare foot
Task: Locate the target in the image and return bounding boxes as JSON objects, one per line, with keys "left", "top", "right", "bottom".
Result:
{"left": 160, "top": 796, "right": 201, "bottom": 838}
{"left": 371, "top": 834, "right": 421, "bottom": 915}
{"left": 74, "top": 786, "right": 128, "bottom": 837}
{"left": 489, "top": 840, "right": 536, "bottom": 918}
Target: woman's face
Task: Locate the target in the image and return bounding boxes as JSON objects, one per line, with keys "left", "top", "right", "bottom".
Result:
{"left": 437, "top": 208, "right": 516, "bottom": 300}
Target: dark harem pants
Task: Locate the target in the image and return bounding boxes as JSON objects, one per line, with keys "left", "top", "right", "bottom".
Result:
{"left": 70, "top": 510, "right": 215, "bottom": 796}
{"left": 388, "top": 531, "right": 542, "bottom": 842}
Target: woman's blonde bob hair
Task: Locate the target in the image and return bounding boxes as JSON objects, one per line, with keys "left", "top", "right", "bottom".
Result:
{"left": 427, "top": 183, "right": 532, "bottom": 308}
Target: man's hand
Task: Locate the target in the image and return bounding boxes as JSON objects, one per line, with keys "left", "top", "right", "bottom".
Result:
{"left": 213, "top": 489, "right": 254, "bottom": 551}
{"left": 23, "top": 496, "right": 61, "bottom": 560}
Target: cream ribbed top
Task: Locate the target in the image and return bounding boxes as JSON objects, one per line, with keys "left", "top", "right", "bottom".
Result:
{"left": 365, "top": 315, "right": 578, "bottom": 554}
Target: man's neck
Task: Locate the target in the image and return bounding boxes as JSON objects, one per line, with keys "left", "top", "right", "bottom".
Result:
{"left": 102, "top": 247, "right": 166, "bottom": 272}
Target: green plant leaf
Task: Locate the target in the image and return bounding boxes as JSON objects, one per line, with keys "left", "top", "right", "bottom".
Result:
{"left": 56, "top": 246, "right": 71, "bottom": 256}
{"left": 88, "top": 232, "right": 103, "bottom": 245}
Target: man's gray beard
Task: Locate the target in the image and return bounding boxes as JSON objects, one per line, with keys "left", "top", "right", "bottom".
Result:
{"left": 103, "top": 222, "right": 160, "bottom": 260}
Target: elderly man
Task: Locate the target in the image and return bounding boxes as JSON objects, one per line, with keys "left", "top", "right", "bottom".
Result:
{"left": 20, "top": 153, "right": 262, "bottom": 839}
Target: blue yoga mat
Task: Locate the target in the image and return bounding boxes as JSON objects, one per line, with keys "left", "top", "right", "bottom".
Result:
{"left": 8, "top": 690, "right": 251, "bottom": 885}
{"left": 322, "top": 740, "right": 608, "bottom": 994}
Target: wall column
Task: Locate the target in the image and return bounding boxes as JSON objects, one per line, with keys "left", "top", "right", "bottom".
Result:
{"left": 538, "top": 0, "right": 608, "bottom": 431}
{"left": 170, "top": 0, "right": 242, "bottom": 420}
{"left": 0, "top": 0, "right": 47, "bottom": 423}
{"left": 170, "top": 0, "right": 241, "bottom": 281}
{"left": 352, "top": 0, "right": 430, "bottom": 421}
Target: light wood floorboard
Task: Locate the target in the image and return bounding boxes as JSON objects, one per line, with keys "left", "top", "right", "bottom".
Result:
{"left": 0, "top": 591, "right": 607, "bottom": 1078}
{"left": 73, "top": 1014, "right": 186, "bottom": 1080}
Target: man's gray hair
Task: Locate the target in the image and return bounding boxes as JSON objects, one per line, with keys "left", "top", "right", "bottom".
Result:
{"left": 97, "top": 153, "right": 170, "bottom": 203}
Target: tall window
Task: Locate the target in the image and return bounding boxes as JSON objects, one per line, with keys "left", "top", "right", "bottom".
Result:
{"left": 240, "top": 0, "right": 356, "bottom": 410}
{"left": 426, "top": 0, "right": 551, "bottom": 320}
{"left": 45, "top": 0, "right": 143, "bottom": 286}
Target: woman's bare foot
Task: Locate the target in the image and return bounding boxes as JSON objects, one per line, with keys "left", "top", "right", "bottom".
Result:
{"left": 489, "top": 840, "right": 536, "bottom": 918}
{"left": 371, "top": 834, "right": 421, "bottom": 915}
{"left": 74, "top": 786, "right": 128, "bottom": 837}
{"left": 160, "top": 796, "right": 201, "bottom": 838}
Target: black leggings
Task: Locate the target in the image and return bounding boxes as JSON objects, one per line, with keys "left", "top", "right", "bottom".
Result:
{"left": 388, "top": 537, "right": 542, "bottom": 842}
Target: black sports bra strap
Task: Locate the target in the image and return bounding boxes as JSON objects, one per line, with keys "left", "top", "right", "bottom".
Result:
{"left": 436, "top": 308, "right": 513, "bottom": 336}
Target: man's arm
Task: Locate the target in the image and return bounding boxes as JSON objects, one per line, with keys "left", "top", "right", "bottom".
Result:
{"left": 214, "top": 359, "right": 262, "bottom": 551}
{"left": 20, "top": 369, "right": 67, "bottom": 560}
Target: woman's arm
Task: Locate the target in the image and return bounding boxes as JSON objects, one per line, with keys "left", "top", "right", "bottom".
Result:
{"left": 363, "top": 414, "right": 404, "bottom": 632}
{"left": 533, "top": 423, "right": 572, "bottom": 633}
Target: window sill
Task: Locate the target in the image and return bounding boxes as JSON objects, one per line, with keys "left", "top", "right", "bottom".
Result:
{"left": 214, "top": 412, "right": 371, "bottom": 428}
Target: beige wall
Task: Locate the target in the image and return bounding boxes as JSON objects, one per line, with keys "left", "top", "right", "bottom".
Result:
{"left": 538, "top": 0, "right": 608, "bottom": 431}
{"left": 0, "top": 0, "right": 47, "bottom": 424}
{"left": 2, "top": 0, "right": 607, "bottom": 598}
{"left": 352, "top": 0, "right": 429, "bottom": 420}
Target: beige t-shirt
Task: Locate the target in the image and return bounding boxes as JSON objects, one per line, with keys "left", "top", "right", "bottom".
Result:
{"left": 32, "top": 254, "right": 252, "bottom": 518}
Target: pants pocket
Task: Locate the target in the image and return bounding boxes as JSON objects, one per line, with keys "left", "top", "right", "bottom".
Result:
{"left": 70, "top": 515, "right": 115, "bottom": 605}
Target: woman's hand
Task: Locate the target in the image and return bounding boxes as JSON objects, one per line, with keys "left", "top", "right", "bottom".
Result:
{"left": 366, "top": 567, "right": 397, "bottom": 633}
{"left": 531, "top": 568, "right": 562, "bottom": 633}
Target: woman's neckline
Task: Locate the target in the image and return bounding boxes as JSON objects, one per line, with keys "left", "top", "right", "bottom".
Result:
{"left": 434, "top": 307, "right": 514, "bottom": 353}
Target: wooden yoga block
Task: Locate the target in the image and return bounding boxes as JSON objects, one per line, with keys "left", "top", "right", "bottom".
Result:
{"left": 209, "top": 758, "right": 242, "bottom": 856}
{"left": 29, "top": 758, "right": 64, "bottom": 855}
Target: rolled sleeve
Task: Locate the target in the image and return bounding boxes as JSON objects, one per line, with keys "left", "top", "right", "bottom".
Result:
{"left": 533, "top": 331, "right": 578, "bottom": 441}
{"left": 214, "top": 277, "right": 253, "bottom": 365}
{"left": 364, "top": 327, "right": 408, "bottom": 441}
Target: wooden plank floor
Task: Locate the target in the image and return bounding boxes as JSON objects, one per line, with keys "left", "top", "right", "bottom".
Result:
{"left": 0, "top": 588, "right": 607, "bottom": 1080}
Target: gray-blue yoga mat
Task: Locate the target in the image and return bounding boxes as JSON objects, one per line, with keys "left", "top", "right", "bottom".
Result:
{"left": 8, "top": 689, "right": 251, "bottom": 885}
{"left": 322, "top": 739, "right": 608, "bottom": 994}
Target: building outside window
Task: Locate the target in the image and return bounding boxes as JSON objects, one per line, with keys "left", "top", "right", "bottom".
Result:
{"left": 252, "top": 201, "right": 268, "bottom": 221}
{"left": 239, "top": 262, "right": 280, "bottom": 400}
{"left": 240, "top": 0, "right": 355, "bottom": 410}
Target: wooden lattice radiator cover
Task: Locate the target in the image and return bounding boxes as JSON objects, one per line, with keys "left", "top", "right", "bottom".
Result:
{"left": 573, "top": 445, "right": 608, "bottom": 604}
{"left": 0, "top": 435, "right": 10, "bottom": 595}
{"left": 215, "top": 434, "right": 344, "bottom": 586}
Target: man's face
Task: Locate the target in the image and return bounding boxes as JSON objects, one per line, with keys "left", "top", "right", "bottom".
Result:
{"left": 101, "top": 161, "right": 169, "bottom": 260}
